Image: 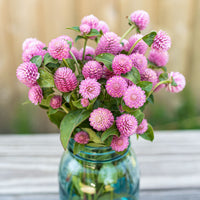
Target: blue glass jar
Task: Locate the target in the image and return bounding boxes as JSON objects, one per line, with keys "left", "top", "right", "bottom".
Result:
{"left": 59, "top": 139, "right": 140, "bottom": 200}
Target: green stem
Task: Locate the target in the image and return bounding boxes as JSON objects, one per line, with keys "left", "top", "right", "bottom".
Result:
{"left": 61, "top": 105, "right": 69, "bottom": 114}
{"left": 62, "top": 58, "right": 70, "bottom": 68}
{"left": 120, "top": 24, "right": 135, "bottom": 43}
{"left": 128, "top": 38, "right": 142, "bottom": 55}
{"left": 82, "top": 38, "right": 88, "bottom": 62}
{"left": 69, "top": 51, "right": 81, "bottom": 74}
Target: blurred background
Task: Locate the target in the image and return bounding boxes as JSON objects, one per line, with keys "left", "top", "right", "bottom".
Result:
{"left": 0, "top": 0, "right": 199, "bottom": 134}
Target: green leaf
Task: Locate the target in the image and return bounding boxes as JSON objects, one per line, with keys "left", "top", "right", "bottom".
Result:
{"left": 30, "top": 55, "right": 42, "bottom": 68}
{"left": 140, "top": 124, "right": 154, "bottom": 141}
{"left": 42, "top": 88, "right": 54, "bottom": 99}
{"left": 159, "top": 72, "right": 168, "bottom": 81}
{"left": 66, "top": 26, "right": 81, "bottom": 32}
{"left": 72, "top": 99, "right": 84, "bottom": 109}
{"left": 171, "top": 77, "right": 178, "bottom": 86}
{"left": 147, "top": 94, "right": 154, "bottom": 104}
{"left": 121, "top": 67, "right": 140, "bottom": 84}
{"left": 67, "top": 41, "right": 72, "bottom": 48}
{"left": 73, "top": 142, "right": 85, "bottom": 154}
{"left": 137, "top": 81, "right": 153, "bottom": 93}
{"left": 37, "top": 68, "right": 55, "bottom": 88}
{"left": 40, "top": 95, "right": 53, "bottom": 107}
{"left": 43, "top": 53, "right": 58, "bottom": 66}
{"left": 95, "top": 53, "right": 115, "bottom": 71}
{"left": 121, "top": 101, "right": 136, "bottom": 113}
{"left": 142, "top": 31, "right": 157, "bottom": 47}
{"left": 46, "top": 63, "right": 60, "bottom": 70}
{"left": 62, "top": 58, "right": 75, "bottom": 72}
{"left": 87, "top": 98, "right": 97, "bottom": 111}
{"left": 81, "top": 128, "right": 103, "bottom": 144}
{"left": 101, "top": 123, "right": 120, "bottom": 141}
{"left": 60, "top": 110, "right": 91, "bottom": 149}
{"left": 87, "top": 143, "right": 106, "bottom": 147}
{"left": 75, "top": 35, "right": 84, "bottom": 42}
{"left": 86, "top": 29, "right": 101, "bottom": 37}
{"left": 48, "top": 110, "right": 66, "bottom": 128}
{"left": 63, "top": 92, "right": 72, "bottom": 103}
{"left": 131, "top": 109, "right": 144, "bottom": 125}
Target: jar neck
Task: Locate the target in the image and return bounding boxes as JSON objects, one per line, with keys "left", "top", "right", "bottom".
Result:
{"left": 67, "top": 139, "right": 130, "bottom": 163}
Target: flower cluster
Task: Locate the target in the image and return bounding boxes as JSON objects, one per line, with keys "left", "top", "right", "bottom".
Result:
{"left": 16, "top": 10, "right": 186, "bottom": 153}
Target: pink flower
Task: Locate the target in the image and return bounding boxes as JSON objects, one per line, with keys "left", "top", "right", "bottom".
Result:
{"left": 22, "top": 38, "right": 45, "bottom": 51}
{"left": 124, "top": 34, "right": 148, "bottom": 55}
{"left": 81, "top": 98, "right": 89, "bottom": 107}
{"left": 69, "top": 47, "right": 81, "bottom": 60}
{"left": 89, "top": 108, "right": 114, "bottom": 131}
{"left": 81, "top": 14, "right": 99, "bottom": 30}
{"left": 80, "top": 46, "right": 95, "bottom": 61}
{"left": 166, "top": 72, "right": 186, "bottom": 93}
{"left": 152, "top": 30, "right": 171, "bottom": 51}
{"left": 95, "top": 32, "right": 122, "bottom": 55}
{"left": 79, "top": 78, "right": 101, "bottom": 100}
{"left": 112, "top": 54, "right": 132, "bottom": 75}
{"left": 123, "top": 85, "right": 146, "bottom": 109}
{"left": 106, "top": 76, "right": 128, "bottom": 98}
{"left": 16, "top": 62, "right": 39, "bottom": 87}
{"left": 148, "top": 49, "right": 169, "bottom": 67}
{"left": 54, "top": 67, "right": 77, "bottom": 92}
{"left": 50, "top": 95, "right": 62, "bottom": 109}
{"left": 48, "top": 37, "right": 70, "bottom": 60}
{"left": 129, "top": 53, "right": 147, "bottom": 74}
{"left": 74, "top": 131, "right": 90, "bottom": 144}
{"left": 136, "top": 119, "right": 148, "bottom": 134}
{"left": 28, "top": 85, "right": 43, "bottom": 105}
{"left": 58, "top": 35, "right": 74, "bottom": 45}
{"left": 141, "top": 68, "right": 158, "bottom": 89}
{"left": 82, "top": 61, "right": 103, "bottom": 80}
{"left": 98, "top": 20, "right": 109, "bottom": 34}
{"left": 116, "top": 114, "right": 138, "bottom": 136}
{"left": 110, "top": 135, "right": 129, "bottom": 152}
{"left": 102, "top": 66, "right": 115, "bottom": 79}
{"left": 80, "top": 24, "right": 91, "bottom": 35}
{"left": 130, "top": 10, "right": 150, "bottom": 31}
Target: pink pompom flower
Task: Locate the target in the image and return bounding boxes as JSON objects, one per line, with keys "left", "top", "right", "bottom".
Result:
{"left": 166, "top": 72, "right": 186, "bottom": 93}
{"left": 130, "top": 10, "right": 150, "bottom": 31}
{"left": 54, "top": 67, "right": 77, "bottom": 92}
{"left": 123, "top": 85, "right": 146, "bottom": 109}
{"left": 79, "top": 78, "right": 101, "bottom": 100}
{"left": 98, "top": 20, "right": 109, "bottom": 34}
{"left": 80, "top": 46, "right": 95, "bottom": 61}
{"left": 136, "top": 119, "right": 148, "bottom": 134}
{"left": 81, "top": 98, "right": 89, "bottom": 107}
{"left": 81, "top": 14, "right": 99, "bottom": 30}
{"left": 28, "top": 85, "right": 43, "bottom": 105}
{"left": 74, "top": 131, "right": 90, "bottom": 144}
{"left": 112, "top": 54, "right": 132, "bottom": 75}
{"left": 82, "top": 61, "right": 103, "bottom": 80}
{"left": 89, "top": 108, "right": 114, "bottom": 131}
{"left": 22, "top": 38, "right": 45, "bottom": 51}
{"left": 116, "top": 114, "right": 138, "bottom": 137}
{"left": 50, "top": 95, "right": 62, "bottom": 109}
{"left": 106, "top": 76, "right": 128, "bottom": 98}
{"left": 110, "top": 135, "right": 129, "bottom": 152}
{"left": 57, "top": 35, "right": 74, "bottom": 45}
{"left": 80, "top": 24, "right": 91, "bottom": 35}
{"left": 16, "top": 62, "right": 39, "bottom": 87}
{"left": 141, "top": 68, "right": 158, "bottom": 89}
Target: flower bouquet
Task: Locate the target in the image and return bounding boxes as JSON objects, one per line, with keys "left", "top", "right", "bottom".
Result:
{"left": 16, "top": 10, "right": 185, "bottom": 200}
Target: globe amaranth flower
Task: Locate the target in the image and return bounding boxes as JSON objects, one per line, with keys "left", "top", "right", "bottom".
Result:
{"left": 50, "top": 95, "right": 62, "bottom": 109}
{"left": 141, "top": 68, "right": 158, "bottom": 89}
{"left": 58, "top": 35, "right": 74, "bottom": 46}
{"left": 116, "top": 114, "right": 138, "bottom": 137}
{"left": 89, "top": 108, "right": 114, "bottom": 131}
{"left": 69, "top": 47, "right": 81, "bottom": 60}
{"left": 123, "top": 85, "right": 146, "bottom": 109}
{"left": 79, "top": 78, "right": 101, "bottom": 100}
{"left": 81, "top": 98, "right": 89, "bottom": 107}
{"left": 136, "top": 119, "right": 148, "bottom": 134}
{"left": 95, "top": 32, "right": 122, "bottom": 55}
{"left": 106, "top": 76, "right": 128, "bottom": 98}
{"left": 102, "top": 65, "right": 115, "bottom": 79}
{"left": 22, "top": 38, "right": 45, "bottom": 51}
{"left": 28, "top": 85, "right": 43, "bottom": 105}
{"left": 48, "top": 37, "right": 70, "bottom": 60}
{"left": 54, "top": 67, "right": 77, "bottom": 92}
{"left": 80, "top": 46, "right": 95, "bottom": 61}
{"left": 74, "top": 131, "right": 90, "bottom": 144}
{"left": 80, "top": 24, "right": 91, "bottom": 35}
{"left": 81, "top": 14, "right": 99, "bottom": 30}
{"left": 154, "top": 70, "right": 166, "bottom": 92}
{"left": 129, "top": 53, "right": 147, "bottom": 74}
{"left": 148, "top": 49, "right": 169, "bottom": 67}
{"left": 151, "top": 30, "right": 171, "bottom": 51}
{"left": 110, "top": 135, "right": 129, "bottom": 152}
{"left": 97, "top": 20, "right": 109, "bottom": 34}
{"left": 16, "top": 62, "right": 39, "bottom": 87}
{"left": 166, "top": 72, "right": 186, "bottom": 93}
{"left": 130, "top": 10, "right": 150, "bottom": 31}
{"left": 112, "top": 54, "right": 132, "bottom": 75}
{"left": 82, "top": 61, "right": 103, "bottom": 80}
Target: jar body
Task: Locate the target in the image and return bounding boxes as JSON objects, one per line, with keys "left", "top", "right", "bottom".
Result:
{"left": 59, "top": 140, "right": 140, "bottom": 200}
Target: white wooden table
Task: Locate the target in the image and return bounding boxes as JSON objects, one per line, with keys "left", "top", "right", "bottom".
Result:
{"left": 0, "top": 130, "right": 200, "bottom": 200}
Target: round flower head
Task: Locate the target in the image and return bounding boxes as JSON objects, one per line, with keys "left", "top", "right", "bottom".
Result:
{"left": 116, "top": 114, "right": 138, "bottom": 137}
{"left": 50, "top": 95, "right": 62, "bottom": 109}
{"left": 48, "top": 37, "right": 70, "bottom": 60}
{"left": 79, "top": 78, "right": 101, "bottom": 100}
{"left": 166, "top": 72, "right": 186, "bottom": 93}
{"left": 112, "top": 54, "right": 132, "bottom": 75}
{"left": 124, "top": 34, "right": 148, "bottom": 55}
{"left": 74, "top": 131, "right": 90, "bottom": 144}
{"left": 82, "top": 61, "right": 103, "bottom": 80}
{"left": 69, "top": 47, "right": 81, "bottom": 60}
{"left": 81, "top": 98, "right": 89, "bottom": 107}
{"left": 141, "top": 68, "right": 158, "bottom": 89}
{"left": 58, "top": 35, "right": 74, "bottom": 46}
{"left": 95, "top": 32, "right": 122, "bottom": 55}
{"left": 80, "top": 24, "right": 91, "bottom": 35}
{"left": 129, "top": 53, "right": 147, "bottom": 74}
{"left": 102, "top": 65, "right": 115, "bottom": 79}
{"left": 130, "top": 10, "right": 150, "bottom": 31}
{"left": 148, "top": 49, "right": 169, "bottom": 67}
{"left": 80, "top": 46, "right": 95, "bottom": 61}
{"left": 98, "top": 20, "right": 109, "bottom": 34}
{"left": 22, "top": 38, "right": 41, "bottom": 51}
{"left": 106, "top": 76, "right": 128, "bottom": 98}
{"left": 89, "top": 108, "right": 114, "bottom": 131}
{"left": 154, "top": 71, "right": 166, "bottom": 92}
{"left": 123, "top": 85, "right": 146, "bottom": 109}
{"left": 54, "top": 67, "right": 77, "bottom": 92}
{"left": 28, "top": 85, "right": 43, "bottom": 105}
{"left": 136, "top": 119, "right": 148, "bottom": 134}
{"left": 16, "top": 62, "right": 39, "bottom": 87}
{"left": 152, "top": 30, "right": 171, "bottom": 51}
{"left": 110, "top": 135, "right": 129, "bottom": 152}
{"left": 81, "top": 14, "right": 99, "bottom": 30}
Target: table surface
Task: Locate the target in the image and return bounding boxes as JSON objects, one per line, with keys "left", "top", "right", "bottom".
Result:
{"left": 0, "top": 130, "right": 200, "bottom": 200}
